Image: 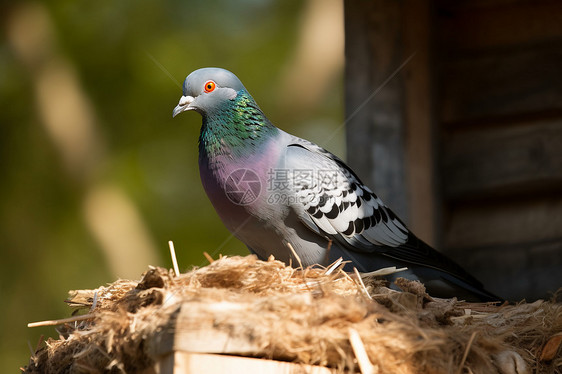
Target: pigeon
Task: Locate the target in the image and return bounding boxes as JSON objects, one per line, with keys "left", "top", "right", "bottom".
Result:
{"left": 173, "top": 67, "right": 500, "bottom": 302}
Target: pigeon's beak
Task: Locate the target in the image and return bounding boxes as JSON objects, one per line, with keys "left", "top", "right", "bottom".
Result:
{"left": 172, "top": 95, "right": 195, "bottom": 117}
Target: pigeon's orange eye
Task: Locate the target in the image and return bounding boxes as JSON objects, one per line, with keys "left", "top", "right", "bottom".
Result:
{"left": 204, "top": 80, "right": 216, "bottom": 93}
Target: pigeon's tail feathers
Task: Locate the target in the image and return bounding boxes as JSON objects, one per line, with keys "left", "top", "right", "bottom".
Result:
{"left": 389, "top": 234, "right": 480, "bottom": 284}
{"left": 389, "top": 234, "right": 502, "bottom": 302}
{"left": 436, "top": 271, "right": 502, "bottom": 302}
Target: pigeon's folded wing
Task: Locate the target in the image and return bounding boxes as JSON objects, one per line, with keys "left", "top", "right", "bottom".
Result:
{"left": 283, "top": 141, "right": 409, "bottom": 249}
{"left": 282, "top": 141, "right": 483, "bottom": 287}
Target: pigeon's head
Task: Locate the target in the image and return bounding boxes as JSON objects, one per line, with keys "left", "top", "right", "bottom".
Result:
{"left": 173, "top": 67, "right": 247, "bottom": 117}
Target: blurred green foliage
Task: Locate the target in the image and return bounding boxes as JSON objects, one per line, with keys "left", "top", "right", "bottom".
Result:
{"left": 1, "top": 0, "right": 344, "bottom": 370}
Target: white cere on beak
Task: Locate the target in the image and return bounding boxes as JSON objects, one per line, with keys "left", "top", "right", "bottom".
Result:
{"left": 172, "top": 95, "right": 194, "bottom": 117}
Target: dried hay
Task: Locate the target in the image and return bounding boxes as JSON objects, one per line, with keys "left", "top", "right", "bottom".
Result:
{"left": 24, "top": 255, "right": 562, "bottom": 373}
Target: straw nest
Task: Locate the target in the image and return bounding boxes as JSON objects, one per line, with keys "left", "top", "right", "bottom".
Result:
{"left": 24, "top": 255, "right": 562, "bottom": 373}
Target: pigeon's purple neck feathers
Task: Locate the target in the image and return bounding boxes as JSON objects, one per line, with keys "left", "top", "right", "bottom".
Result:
{"left": 198, "top": 89, "right": 277, "bottom": 161}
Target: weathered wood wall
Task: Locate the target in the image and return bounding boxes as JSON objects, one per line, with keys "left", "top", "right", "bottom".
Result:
{"left": 344, "top": 0, "right": 437, "bottom": 245}
{"left": 436, "top": 0, "right": 562, "bottom": 301}
{"left": 344, "top": 0, "right": 562, "bottom": 300}
{"left": 344, "top": 0, "right": 411, "bottom": 226}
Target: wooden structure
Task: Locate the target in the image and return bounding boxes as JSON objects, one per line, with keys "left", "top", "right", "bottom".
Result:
{"left": 25, "top": 259, "right": 562, "bottom": 373}
{"left": 344, "top": 0, "right": 562, "bottom": 301}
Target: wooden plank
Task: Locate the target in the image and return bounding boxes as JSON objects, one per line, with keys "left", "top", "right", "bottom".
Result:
{"left": 344, "top": 0, "right": 410, "bottom": 222}
{"left": 402, "top": 0, "right": 438, "bottom": 245}
{"left": 437, "top": 0, "right": 549, "bottom": 8}
{"left": 446, "top": 239, "right": 562, "bottom": 301}
{"left": 149, "top": 303, "right": 261, "bottom": 358}
{"left": 438, "top": 44, "right": 562, "bottom": 123}
{"left": 443, "top": 195, "right": 562, "bottom": 300}
{"left": 443, "top": 197, "right": 562, "bottom": 250}
{"left": 437, "top": 1, "right": 562, "bottom": 51}
{"left": 441, "top": 120, "right": 562, "bottom": 200}
{"left": 156, "top": 352, "right": 336, "bottom": 374}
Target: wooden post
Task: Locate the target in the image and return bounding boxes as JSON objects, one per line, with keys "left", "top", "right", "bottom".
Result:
{"left": 344, "top": 0, "right": 436, "bottom": 245}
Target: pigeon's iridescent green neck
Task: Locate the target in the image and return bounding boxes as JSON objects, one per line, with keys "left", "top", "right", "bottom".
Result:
{"left": 199, "top": 90, "right": 277, "bottom": 159}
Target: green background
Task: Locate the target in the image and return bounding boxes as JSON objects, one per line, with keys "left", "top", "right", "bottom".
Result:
{"left": 1, "top": 0, "right": 344, "bottom": 370}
